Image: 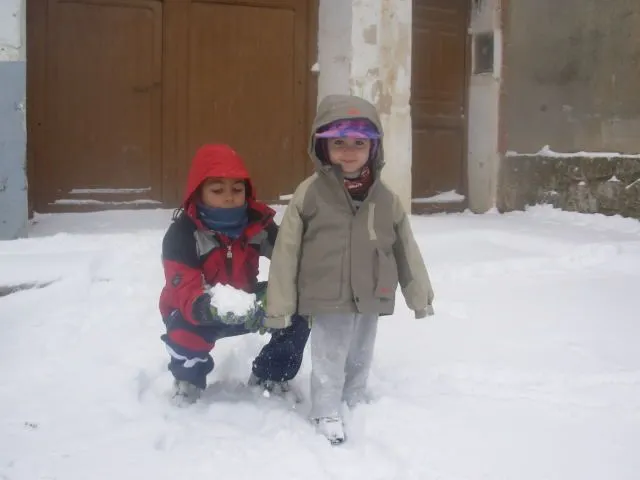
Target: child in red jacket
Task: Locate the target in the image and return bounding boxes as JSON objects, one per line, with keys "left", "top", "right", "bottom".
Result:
{"left": 159, "top": 144, "right": 309, "bottom": 404}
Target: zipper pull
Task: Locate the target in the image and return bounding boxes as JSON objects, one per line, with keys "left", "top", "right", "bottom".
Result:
{"left": 226, "top": 245, "right": 233, "bottom": 259}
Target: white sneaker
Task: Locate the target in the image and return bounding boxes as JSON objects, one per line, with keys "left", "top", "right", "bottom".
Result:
{"left": 315, "top": 416, "right": 346, "bottom": 445}
{"left": 172, "top": 380, "right": 202, "bottom": 406}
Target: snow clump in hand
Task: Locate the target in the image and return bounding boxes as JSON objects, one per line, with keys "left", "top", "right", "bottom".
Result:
{"left": 208, "top": 284, "right": 256, "bottom": 317}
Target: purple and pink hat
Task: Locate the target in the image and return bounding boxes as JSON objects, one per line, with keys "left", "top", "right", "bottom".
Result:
{"left": 315, "top": 119, "right": 381, "bottom": 139}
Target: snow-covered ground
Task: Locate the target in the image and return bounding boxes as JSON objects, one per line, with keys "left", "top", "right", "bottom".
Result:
{"left": 1, "top": 205, "right": 639, "bottom": 480}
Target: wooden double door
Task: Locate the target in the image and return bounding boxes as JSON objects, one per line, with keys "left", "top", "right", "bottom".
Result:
{"left": 27, "top": 0, "right": 317, "bottom": 211}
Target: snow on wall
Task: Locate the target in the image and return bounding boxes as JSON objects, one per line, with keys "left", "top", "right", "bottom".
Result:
{"left": 506, "top": 145, "right": 640, "bottom": 159}
{"left": 0, "top": 0, "right": 27, "bottom": 240}
{"left": 498, "top": 148, "right": 640, "bottom": 219}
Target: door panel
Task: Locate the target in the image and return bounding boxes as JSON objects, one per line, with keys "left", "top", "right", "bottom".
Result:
{"left": 39, "top": 0, "right": 163, "bottom": 209}
{"left": 185, "top": 0, "right": 308, "bottom": 202}
{"left": 412, "top": 0, "right": 468, "bottom": 207}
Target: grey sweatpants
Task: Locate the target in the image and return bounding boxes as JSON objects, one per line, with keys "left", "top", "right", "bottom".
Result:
{"left": 309, "top": 313, "right": 379, "bottom": 419}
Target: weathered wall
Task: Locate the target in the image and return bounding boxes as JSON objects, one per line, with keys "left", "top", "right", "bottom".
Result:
{"left": 351, "top": 0, "right": 412, "bottom": 213}
{"left": 498, "top": 0, "right": 640, "bottom": 219}
{"left": 317, "top": 0, "right": 352, "bottom": 99}
{"left": 467, "top": 0, "right": 502, "bottom": 213}
{"left": 0, "top": 0, "right": 27, "bottom": 240}
{"left": 318, "top": 0, "right": 413, "bottom": 212}
{"left": 504, "top": 0, "right": 640, "bottom": 154}
{"left": 499, "top": 152, "right": 640, "bottom": 219}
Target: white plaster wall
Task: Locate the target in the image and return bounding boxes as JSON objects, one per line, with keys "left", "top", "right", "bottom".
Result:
{"left": 0, "top": 0, "right": 24, "bottom": 61}
{"left": 317, "top": 0, "right": 352, "bottom": 99}
{"left": 372, "top": 0, "right": 412, "bottom": 214}
{"left": 0, "top": 0, "right": 27, "bottom": 240}
{"left": 317, "top": 0, "right": 413, "bottom": 212}
{"left": 351, "top": 0, "right": 413, "bottom": 213}
{"left": 467, "top": 0, "right": 502, "bottom": 212}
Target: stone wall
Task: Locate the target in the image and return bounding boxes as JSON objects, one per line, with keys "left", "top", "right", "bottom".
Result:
{"left": 498, "top": 153, "right": 640, "bottom": 219}
{"left": 498, "top": 0, "right": 640, "bottom": 220}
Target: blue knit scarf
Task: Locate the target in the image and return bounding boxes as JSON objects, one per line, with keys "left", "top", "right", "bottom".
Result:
{"left": 196, "top": 203, "right": 249, "bottom": 239}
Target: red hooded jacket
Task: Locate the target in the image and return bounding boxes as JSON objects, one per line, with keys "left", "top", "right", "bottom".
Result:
{"left": 159, "top": 144, "right": 277, "bottom": 324}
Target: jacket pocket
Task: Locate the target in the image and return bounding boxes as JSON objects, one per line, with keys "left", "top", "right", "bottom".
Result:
{"left": 298, "top": 251, "right": 345, "bottom": 301}
{"left": 374, "top": 248, "right": 398, "bottom": 299}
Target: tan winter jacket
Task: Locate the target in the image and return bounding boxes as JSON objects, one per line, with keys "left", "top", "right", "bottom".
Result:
{"left": 265, "top": 94, "right": 434, "bottom": 324}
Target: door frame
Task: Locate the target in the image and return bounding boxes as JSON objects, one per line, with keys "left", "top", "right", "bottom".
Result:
{"left": 410, "top": 0, "right": 472, "bottom": 215}
{"left": 26, "top": 0, "right": 319, "bottom": 214}
{"left": 26, "top": 0, "right": 46, "bottom": 216}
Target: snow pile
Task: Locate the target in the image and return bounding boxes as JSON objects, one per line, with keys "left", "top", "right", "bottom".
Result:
{"left": 412, "top": 190, "right": 466, "bottom": 204}
{"left": 209, "top": 284, "right": 256, "bottom": 316}
{"left": 1, "top": 205, "right": 639, "bottom": 480}
{"left": 506, "top": 144, "right": 640, "bottom": 158}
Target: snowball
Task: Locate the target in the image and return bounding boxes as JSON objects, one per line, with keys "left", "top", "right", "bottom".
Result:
{"left": 209, "top": 284, "right": 256, "bottom": 316}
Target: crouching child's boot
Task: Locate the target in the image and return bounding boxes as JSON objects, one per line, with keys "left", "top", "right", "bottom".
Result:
{"left": 172, "top": 379, "right": 203, "bottom": 406}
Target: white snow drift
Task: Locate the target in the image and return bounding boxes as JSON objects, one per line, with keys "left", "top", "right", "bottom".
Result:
{"left": 1, "top": 205, "right": 639, "bottom": 480}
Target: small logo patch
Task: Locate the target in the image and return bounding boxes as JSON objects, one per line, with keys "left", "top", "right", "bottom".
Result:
{"left": 171, "top": 273, "right": 183, "bottom": 287}
{"left": 347, "top": 107, "right": 361, "bottom": 115}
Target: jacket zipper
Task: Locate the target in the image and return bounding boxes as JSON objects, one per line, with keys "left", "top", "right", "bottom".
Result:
{"left": 225, "top": 244, "right": 233, "bottom": 277}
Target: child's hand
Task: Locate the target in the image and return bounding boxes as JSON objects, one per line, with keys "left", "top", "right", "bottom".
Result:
{"left": 254, "top": 281, "right": 268, "bottom": 310}
{"left": 254, "top": 281, "right": 268, "bottom": 298}
{"left": 193, "top": 293, "right": 243, "bottom": 326}
{"left": 192, "top": 293, "right": 217, "bottom": 325}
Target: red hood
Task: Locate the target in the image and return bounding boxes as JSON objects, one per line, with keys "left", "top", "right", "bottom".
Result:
{"left": 183, "top": 144, "right": 256, "bottom": 210}
{"left": 182, "top": 145, "right": 274, "bottom": 231}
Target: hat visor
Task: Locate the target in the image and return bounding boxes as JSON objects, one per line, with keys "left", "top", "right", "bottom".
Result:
{"left": 315, "top": 130, "right": 381, "bottom": 139}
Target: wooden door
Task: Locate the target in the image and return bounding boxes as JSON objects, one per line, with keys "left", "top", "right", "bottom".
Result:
{"left": 411, "top": 0, "right": 469, "bottom": 211}
{"left": 32, "top": 0, "right": 163, "bottom": 211}
{"left": 179, "top": 0, "right": 312, "bottom": 204}
{"left": 27, "top": 0, "right": 317, "bottom": 211}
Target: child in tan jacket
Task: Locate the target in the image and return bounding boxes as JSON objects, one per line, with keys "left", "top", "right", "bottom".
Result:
{"left": 265, "top": 94, "right": 434, "bottom": 444}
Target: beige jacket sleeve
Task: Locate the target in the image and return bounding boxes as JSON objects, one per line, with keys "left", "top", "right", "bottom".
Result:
{"left": 265, "top": 182, "right": 308, "bottom": 319}
{"left": 391, "top": 194, "right": 435, "bottom": 317}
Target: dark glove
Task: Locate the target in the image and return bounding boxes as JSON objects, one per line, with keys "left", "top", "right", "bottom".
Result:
{"left": 244, "top": 301, "right": 268, "bottom": 334}
{"left": 254, "top": 281, "right": 268, "bottom": 309}
{"left": 191, "top": 293, "right": 217, "bottom": 325}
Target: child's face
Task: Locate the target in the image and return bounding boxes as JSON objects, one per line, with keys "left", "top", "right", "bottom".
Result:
{"left": 200, "top": 177, "right": 246, "bottom": 208}
{"left": 327, "top": 138, "right": 371, "bottom": 174}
